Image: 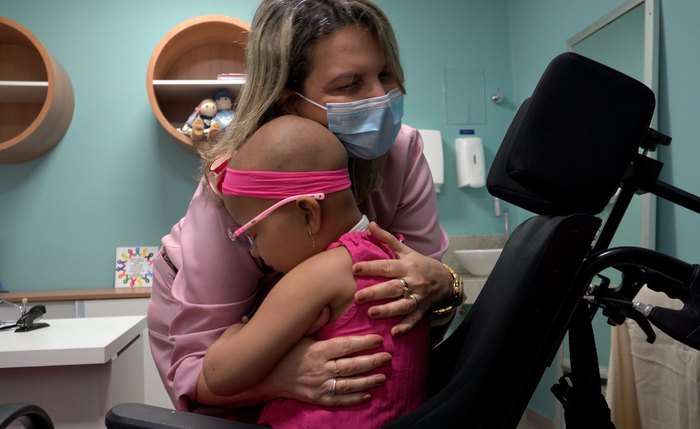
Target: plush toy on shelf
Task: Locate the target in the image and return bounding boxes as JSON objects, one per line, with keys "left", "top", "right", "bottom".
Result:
{"left": 178, "top": 98, "right": 217, "bottom": 142}
{"left": 178, "top": 89, "right": 237, "bottom": 144}
{"left": 207, "top": 89, "right": 235, "bottom": 143}
{"left": 213, "top": 90, "right": 235, "bottom": 129}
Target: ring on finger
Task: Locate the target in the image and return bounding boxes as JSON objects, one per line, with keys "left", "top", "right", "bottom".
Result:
{"left": 328, "top": 377, "right": 337, "bottom": 396}
{"left": 399, "top": 278, "right": 412, "bottom": 299}
{"left": 409, "top": 294, "right": 419, "bottom": 308}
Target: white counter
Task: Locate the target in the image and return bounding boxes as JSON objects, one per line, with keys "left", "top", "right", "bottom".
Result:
{"left": 0, "top": 315, "right": 146, "bottom": 367}
{"left": 0, "top": 316, "right": 146, "bottom": 428}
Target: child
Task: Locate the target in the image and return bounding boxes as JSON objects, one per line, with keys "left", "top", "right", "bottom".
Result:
{"left": 202, "top": 115, "right": 429, "bottom": 428}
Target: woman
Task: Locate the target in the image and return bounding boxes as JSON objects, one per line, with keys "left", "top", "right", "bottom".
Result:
{"left": 148, "top": 0, "right": 461, "bottom": 419}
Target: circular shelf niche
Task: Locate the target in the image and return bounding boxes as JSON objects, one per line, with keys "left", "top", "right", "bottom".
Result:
{"left": 146, "top": 15, "right": 250, "bottom": 153}
{"left": 0, "top": 17, "right": 75, "bottom": 163}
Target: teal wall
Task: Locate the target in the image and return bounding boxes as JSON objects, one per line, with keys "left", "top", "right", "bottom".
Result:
{"left": 655, "top": 0, "right": 700, "bottom": 261}
{"left": 379, "top": 0, "right": 514, "bottom": 235}
{"left": 0, "top": 0, "right": 513, "bottom": 291}
{"left": 1, "top": 0, "right": 259, "bottom": 291}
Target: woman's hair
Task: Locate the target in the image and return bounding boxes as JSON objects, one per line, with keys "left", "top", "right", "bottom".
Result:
{"left": 200, "top": 0, "right": 405, "bottom": 205}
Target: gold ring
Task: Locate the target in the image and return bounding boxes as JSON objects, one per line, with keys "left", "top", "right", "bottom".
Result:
{"left": 400, "top": 278, "right": 412, "bottom": 299}
{"left": 410, "top": 294, "right": 418, "bottom": 308}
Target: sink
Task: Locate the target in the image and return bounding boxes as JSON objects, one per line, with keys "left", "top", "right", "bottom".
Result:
{"left": 453, "top": 249, "right": 502, "bottom": 277}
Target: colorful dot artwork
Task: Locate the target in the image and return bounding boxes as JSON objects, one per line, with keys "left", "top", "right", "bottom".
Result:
{"left": 115, "top": 246, "right": 158, "bottom": 288}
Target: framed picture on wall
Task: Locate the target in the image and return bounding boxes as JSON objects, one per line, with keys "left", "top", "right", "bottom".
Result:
{"left": 114, "top": 246, "right": 159, "bottom": 288}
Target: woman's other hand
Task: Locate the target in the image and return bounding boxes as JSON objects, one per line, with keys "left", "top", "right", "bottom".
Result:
{"left": 353, "top": 222, "right": 454, "bottom": 336}
{"left": 197, "top": 312, "right": 391, "bottom": 408}
{"left": 261, "top": 334, "right": 391, "bottom": 406}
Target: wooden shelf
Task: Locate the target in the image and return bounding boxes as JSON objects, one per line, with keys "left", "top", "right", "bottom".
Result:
{"left": 152, "top": 78, "right": 245, "bottom": 102}
{"left": 0, "top": 81, "right": 49, "bottom": 103}
{"left": 0, "top": 17, "right": 74, "bottom": 163}
{"left": 146, "top": 15, "right": 250, "bottom": 153}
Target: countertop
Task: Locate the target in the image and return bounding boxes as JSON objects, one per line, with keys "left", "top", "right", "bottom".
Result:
{"left": 444, "top": 234, "right": 506, "bottom": 304}
{"left": 0, "top": 287, "right": 151, "bottom": 303}
{"left": 0, "top": 315, "right": 147, "bottom": 368}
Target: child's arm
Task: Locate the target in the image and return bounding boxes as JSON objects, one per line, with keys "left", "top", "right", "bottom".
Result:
{"left": 202, "top": 246, "right": 357, "bottom": 396}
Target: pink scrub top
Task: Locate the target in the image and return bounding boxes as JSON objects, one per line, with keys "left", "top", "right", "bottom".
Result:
{"left": 147, "top": 124, "right": 448, "bottom": 415}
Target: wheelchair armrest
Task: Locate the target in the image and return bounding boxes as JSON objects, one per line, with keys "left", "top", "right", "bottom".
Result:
{"left": 105, "top": 403, "right": 263, "bottom": 429}
{"left": 0, "top": 403, "right": 54, "bottom": 429}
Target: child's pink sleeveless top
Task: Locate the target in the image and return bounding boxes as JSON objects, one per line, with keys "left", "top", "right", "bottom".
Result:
{"left": 258, "top": 231, "right": 430, "bottom": 429}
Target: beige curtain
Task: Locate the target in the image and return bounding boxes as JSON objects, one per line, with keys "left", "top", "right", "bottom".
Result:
{"left": 607, "top": 286, "right": 700, "bottom": 429}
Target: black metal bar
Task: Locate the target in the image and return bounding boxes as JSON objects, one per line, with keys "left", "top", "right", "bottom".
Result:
{"left": 647, "top": 180, "right": 700, "bottom": 215}
{"left": 593, "top": 185, "right": 635, "bottom": 253}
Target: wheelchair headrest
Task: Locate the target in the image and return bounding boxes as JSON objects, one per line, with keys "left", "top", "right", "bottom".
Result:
{"left": 487, "top": 52, "right": 656, "bottom": 215}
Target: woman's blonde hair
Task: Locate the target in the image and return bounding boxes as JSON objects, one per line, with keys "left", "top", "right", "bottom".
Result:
{"left": 200, "top": 0, "right": 405, "bottom": 205}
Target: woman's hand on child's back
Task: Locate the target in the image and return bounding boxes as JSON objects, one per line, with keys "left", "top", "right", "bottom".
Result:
{"left": 261, "top": 334, "right": 391, "bottom": 406}
{"left": 353, "top": 222, "right": 453, "bottom": 336}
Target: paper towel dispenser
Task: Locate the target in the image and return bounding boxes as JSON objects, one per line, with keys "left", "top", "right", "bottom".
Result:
{"left": 418, "top": 129, "right": 444, "bottom": 192}
{"left": 456, "top": 137, "right": 485, "bottom": 188}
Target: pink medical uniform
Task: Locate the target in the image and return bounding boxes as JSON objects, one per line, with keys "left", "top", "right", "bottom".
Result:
{"left": 147, "top": 125, "right": 448, "bottom": 416}
{"left": 258, "top": 231, "right": 429, "bottom": 428}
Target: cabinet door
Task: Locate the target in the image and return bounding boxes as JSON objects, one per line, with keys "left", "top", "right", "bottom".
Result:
{"left": 83, "top": 298, "right": 173, "bottom": 408}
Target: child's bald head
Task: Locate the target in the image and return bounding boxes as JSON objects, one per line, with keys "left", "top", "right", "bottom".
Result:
{"left": 230, "top": 116, "right": 348, "bottom": 173}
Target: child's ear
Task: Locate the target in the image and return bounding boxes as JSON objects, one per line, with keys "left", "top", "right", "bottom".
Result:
{"left": 296, "top": 197, "right": 321, "bottom": 234}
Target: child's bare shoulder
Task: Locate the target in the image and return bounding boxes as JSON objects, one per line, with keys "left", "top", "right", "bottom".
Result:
{"left": 302, "top": 246, "right": 353, "bottom": 277}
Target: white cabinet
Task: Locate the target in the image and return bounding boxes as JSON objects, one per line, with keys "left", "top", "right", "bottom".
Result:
{"left": 1, "top": 293, "right": 172, "bottom": 409}
{"left": 0, "top": 316, "right": 145, "bottom": 429}
{"left": 82, "top": 298, "right": 173, "bottom": 408}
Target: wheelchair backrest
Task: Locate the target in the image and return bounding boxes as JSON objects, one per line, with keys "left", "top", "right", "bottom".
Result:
{"left": 487, "top": 52, "right": 656, "bottom": 215}
{"left": 389, "top": 53, "right": 658, "bottom": 428}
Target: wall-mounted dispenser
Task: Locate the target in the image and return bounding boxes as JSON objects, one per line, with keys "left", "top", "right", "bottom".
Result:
{"left": 455, "top": 137, "right": 485, "bottom": 188}
{"left": 418, "top": 129, "right": 444, "bottom": 192}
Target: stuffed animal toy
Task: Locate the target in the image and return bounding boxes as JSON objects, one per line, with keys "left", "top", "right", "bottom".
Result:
{"left": 207, "top": 89, "right": 236, "bottom": 143}
{"left": 212, "top": 89, "right": 235, "bottom": 130}
{"left": 178, "top": 98, "right": 218, "bottom": 142}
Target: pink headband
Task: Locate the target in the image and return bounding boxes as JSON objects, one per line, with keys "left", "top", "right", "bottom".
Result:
{"left": 221, "top": 167, "right": 351, "bottom": 198}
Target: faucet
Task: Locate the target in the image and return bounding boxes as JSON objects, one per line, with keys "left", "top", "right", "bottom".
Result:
{"left": 493, "top": 197, "right": 510, "bottom": 239}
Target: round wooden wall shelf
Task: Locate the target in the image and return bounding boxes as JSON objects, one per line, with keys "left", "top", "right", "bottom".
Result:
{"left": 0, "top": 17, "right": 74, "bottom": 164}
{"left": 146, "top": 15, "right": 250, "bottom": 153}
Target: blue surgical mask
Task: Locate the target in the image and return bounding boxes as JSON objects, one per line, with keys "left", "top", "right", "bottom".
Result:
{"left": 296, "top": 88, "right": 404, "bottom": 159}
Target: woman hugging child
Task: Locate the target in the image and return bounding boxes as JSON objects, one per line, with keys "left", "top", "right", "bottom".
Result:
{"left": 202, "top": 115, "right": 429, "bottom": 428}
